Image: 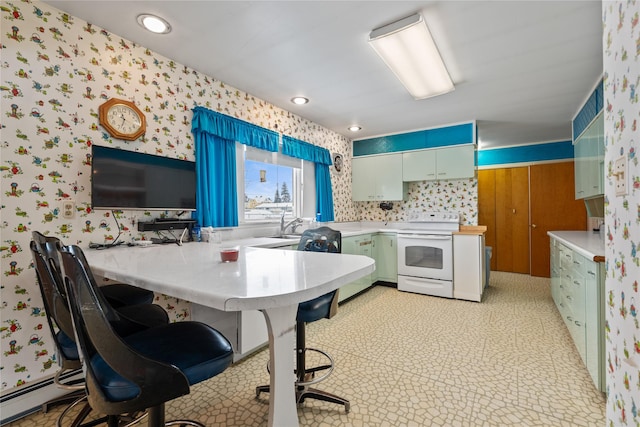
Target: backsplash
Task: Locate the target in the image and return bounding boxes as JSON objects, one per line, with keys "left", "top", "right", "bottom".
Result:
{"left": 356, "top": 179, "right": 478, "bottom": 225}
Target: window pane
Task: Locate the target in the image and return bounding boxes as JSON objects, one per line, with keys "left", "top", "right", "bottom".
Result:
{"left": 244, "top": 159, "right": 296, "bottom": 221}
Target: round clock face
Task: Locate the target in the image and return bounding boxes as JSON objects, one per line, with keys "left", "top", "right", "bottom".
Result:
{"left": 107, "top": 104, "right": 142, "bottom": 135}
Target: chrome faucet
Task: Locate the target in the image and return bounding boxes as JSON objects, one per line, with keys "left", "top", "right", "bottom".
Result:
{"left": 280, "top": 212, "right": 303, "bottom": 236}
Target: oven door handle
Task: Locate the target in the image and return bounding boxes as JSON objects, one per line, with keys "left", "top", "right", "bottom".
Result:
{"left": 398, "top": 234, "right": 452, "bottom": 240}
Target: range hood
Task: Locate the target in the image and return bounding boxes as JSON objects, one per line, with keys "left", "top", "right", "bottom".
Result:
{"left": 584, "top": 195, "right": 604, "bottom": 218}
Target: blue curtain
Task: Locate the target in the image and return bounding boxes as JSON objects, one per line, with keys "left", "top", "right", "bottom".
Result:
{"left": 192, "top": 107, "right": 279, "bottom": 227}
{"left": 194, "top": 132, "right": 238, "bottom": 227}
{"left": 282, "top": 136, "right": 335, "bottom": 222}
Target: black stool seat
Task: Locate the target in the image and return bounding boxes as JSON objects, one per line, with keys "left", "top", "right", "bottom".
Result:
{"left": 101, "top": 283, "right": 154, "bottom": 308}
{"left": 30, "top": 232, "right": 170, "bottom": 427}
{"left": 92, "top": 321, "right": 233, "bottom": 402}
{"left": 60, "top": 244, "right": 234, "bottom": 427}
{"left": 298, "top": 292, "right": 335, "bottom": 323}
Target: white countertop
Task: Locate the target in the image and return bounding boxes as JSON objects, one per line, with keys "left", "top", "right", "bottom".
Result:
{"left": 85, "top": 243, "right": 375, "bottom": 312}
{"left": 547, "top": 230, "right": 605, "bottom": 261}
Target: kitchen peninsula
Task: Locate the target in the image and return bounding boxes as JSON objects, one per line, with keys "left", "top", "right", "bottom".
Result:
{"left": 85, "top": 243, "right": 375, "bottom": 427}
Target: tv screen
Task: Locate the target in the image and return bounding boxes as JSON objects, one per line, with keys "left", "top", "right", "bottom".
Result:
{"left": 91, "top": 145, "right": 196, "bottom": 211}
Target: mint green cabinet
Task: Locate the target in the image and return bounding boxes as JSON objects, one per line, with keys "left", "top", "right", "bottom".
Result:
{"left": 402, "top": 145, "right": 475, "bottom": 182}
{"left": 549, "top": 237, "right": 605, "bottom": 392}
{"left": 372, "top": 233, "right": 397, "bottom": 282}
{"left": 574, "top": 113, "right": 604, "bottom": 199}
{"left": 340, "top": 235, "right": 373, "bottom": 301}
{"left": 352, "top": 154, "right": 406, "bottom": 201}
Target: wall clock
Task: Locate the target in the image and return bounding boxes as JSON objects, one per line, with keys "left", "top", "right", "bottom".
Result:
{"left": 99, "top": 98, "right": 146, "bottom": 141}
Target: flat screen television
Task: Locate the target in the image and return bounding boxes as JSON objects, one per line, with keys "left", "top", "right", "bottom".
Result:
{"left": 91, "top": 145, "right": 196, "bottom": 211}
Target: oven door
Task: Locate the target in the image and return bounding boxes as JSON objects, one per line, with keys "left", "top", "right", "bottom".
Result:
{"left": 397, "top": 233, "right": 453, "bottom": 281}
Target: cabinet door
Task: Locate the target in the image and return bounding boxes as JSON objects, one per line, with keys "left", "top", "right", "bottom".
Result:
{"left": 373, "top": 233, "right": 397, "bottom": 282}
{"left": 339, "top": 235, "right": 372, "bottom": 301}
{"left": 375, "top": 154, "right": 404, "bottom": 200}
{"left": 402, "top": 150, "right": 436, "bottom": 181}
{"left": 436, "top": 145, "right": 475, "bottom": 180}
{"left": 584, "top": 260, "right": 604, "bottom": 391}
{"left": 574, "top": 113, "right": 604, "bottom": 199}
{"left": 352, "top": 157, "right": 376, "bottom": 201}
{"left": 352, "top": 154, "right": 405, "bottom": 201}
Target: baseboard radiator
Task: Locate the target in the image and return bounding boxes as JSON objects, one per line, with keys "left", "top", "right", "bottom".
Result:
{"left": 0, "top": 370, "right": 82, "bottom": 425}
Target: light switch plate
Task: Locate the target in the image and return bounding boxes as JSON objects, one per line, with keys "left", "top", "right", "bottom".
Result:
{"left": 614, "top": 156, "right": 627, "bottom": 196}
{"left": 62, "top": 200, "right": 75, "bottom": 219}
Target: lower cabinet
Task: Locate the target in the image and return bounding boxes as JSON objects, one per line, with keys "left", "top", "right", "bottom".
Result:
{"left": 453, "top": 234, "right": 485, "bottom": 302}
{"left": 372, "top": 233, "right": 397, "bottom": 282}
{"left": 340, "top": 234, "right": 373, "bottom": 301}
{"left": 191, "top": 304, "right": 268, "bottom": 362}
{"left": 550, "top": 238, "right": 605, "bottom": 392}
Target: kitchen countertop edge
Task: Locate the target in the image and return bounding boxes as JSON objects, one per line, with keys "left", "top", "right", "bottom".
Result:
{"left": 548, "top": 230, "right": 605, "bottom": 262}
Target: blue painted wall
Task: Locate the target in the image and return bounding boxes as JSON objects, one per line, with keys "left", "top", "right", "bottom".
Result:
{"left": 572, "top": 79, "right": 603, "bottom": 140}
{"left": 353, "top": 122, "right": 474, "bottom": 156}
{"left": 477, "top": 140, "right": 574, "bottom": 167}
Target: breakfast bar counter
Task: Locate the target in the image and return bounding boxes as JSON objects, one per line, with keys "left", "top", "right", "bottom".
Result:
{"left": 85, "top": 243, "right": 375, "bottom": 427}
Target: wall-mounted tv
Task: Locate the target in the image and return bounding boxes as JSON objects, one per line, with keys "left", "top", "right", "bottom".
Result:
{"left": 91, "top": 145, "right": 196, "bottom": 211}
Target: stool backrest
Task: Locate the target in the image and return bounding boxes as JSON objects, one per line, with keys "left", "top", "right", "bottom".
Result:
{"left": 59, "top": 244, "right": 189, "bottom": 415}
{"left": 30, "top": 238, "right": 77, "bottom": 356}
{"left": 297, "top": 226, "right": 341, "bottom": 254}
{"left": 296, "top": 227, "right": 341, "bottom": 320}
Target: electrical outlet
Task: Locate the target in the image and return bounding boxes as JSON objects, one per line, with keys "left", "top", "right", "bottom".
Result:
{"left": 62, "top": 200, "right": 75, "bottom": 219}
{"left": 614, "top": 156, "right": 628, "bottom": 196}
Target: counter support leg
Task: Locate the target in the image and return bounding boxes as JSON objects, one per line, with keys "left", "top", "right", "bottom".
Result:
{"left": 261, "top": 305, "right": 298, "bottom": 427}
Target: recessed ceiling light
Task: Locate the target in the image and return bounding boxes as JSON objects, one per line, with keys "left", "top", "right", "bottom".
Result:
{"left": 137, "top": 14, "right": 171, "bottom": 34}
{"left": 348, "top": 125, "right": 362, "bottom": 132}
{"left": 291, "top": 97, "right": 309, "bottom": 105}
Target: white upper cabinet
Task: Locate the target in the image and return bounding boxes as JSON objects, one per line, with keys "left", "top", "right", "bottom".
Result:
{"left": 403, "top": 144, "right": 475, "bottom": 182}
{"left": 352, "top": 153, "right": 406, "bottom": 201}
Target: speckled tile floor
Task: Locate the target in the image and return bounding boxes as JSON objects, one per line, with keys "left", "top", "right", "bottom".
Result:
{"left": 8, "top": 272, "right": 606, "bottom": 426}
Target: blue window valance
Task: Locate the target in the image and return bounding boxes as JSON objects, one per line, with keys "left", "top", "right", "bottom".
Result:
{"left": 282, "top": 135, "right": 333, "bottom": 165}
{"left": 191, "top": 106, "right": 335, "bottom": 225}
{"left": 192, "top": 106, "right": 279, "bottom": 152}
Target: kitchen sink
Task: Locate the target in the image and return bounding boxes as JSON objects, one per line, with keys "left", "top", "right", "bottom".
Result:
{"left": 269, "top": 235, "right": 301, "bottom": 240}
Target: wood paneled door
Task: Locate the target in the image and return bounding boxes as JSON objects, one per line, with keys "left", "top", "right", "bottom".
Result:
{"left": 530, "top": 161, "right": 587, "bottom": 277}
{"left": 478, "top": 167, "right": 530, "bottom": 274}
{"left": 479, "top": 161, "right": 587, "bottom": 278}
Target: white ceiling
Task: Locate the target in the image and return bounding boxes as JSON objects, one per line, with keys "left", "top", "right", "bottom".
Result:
{"left": 44, "top": 1, "right": 603, "bottom": 149}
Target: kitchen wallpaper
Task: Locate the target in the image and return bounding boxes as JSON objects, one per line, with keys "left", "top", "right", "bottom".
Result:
{"left": 0, "top": 1, "right": 477, "bottom": 396}
{"left": 356, "top": 178, "right": 478, "bottom": 225}
{"left": 602, "top": 1, "right": 640, "bottom": 426}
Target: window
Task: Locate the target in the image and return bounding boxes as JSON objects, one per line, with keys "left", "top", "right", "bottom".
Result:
{"left": 236, "top": 144, "right": 315, "bottom": 223}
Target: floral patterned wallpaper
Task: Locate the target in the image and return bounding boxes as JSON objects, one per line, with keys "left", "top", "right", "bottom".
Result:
{"left": 0, "top": 1, "right": 478, "bottom": 397}
{"left": 356, "top": 178, "right": 478, "bottom": 225}
{"left": 0, "top": 0, "right": 359, "bottom": 393}
{"left": 602, "top": 2, "right": 640, "bottom": 426}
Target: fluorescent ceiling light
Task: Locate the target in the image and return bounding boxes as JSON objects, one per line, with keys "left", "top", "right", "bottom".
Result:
{"left": 368, "top": 13, "right": 454, "bottom": 100}
{"left": 137, "top": 14, "right": 171, "bottom": 34}
{"left": 348, "top": 125, "right": 362, "bottom": 132}
{"left": 291, "top": 96, "right": 309, "bottom": 105}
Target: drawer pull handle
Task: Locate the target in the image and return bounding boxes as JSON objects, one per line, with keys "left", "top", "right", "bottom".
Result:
{"left": 567, "top": 316, "right": 573, "bottom": 322}
{"left": 575, "top": 321, "right": 582, "bottom": 327}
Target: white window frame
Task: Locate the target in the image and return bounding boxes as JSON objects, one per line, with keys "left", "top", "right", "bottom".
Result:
{"left": 236, "top": 143, "right": 315, "bottom": 224}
